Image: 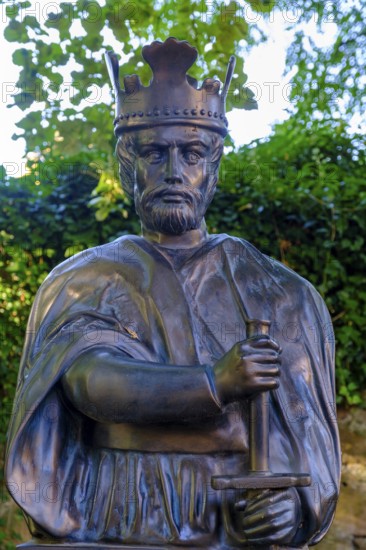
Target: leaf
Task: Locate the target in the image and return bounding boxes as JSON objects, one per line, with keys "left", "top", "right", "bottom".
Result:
{"left": 4, "top": 20, "right": 29, "bottom": 43}
{"left": 12, "top": 48, "right": 32, "bottom": 66}
{"left": 13, "top": 92, "right": 35, "bottom": 110}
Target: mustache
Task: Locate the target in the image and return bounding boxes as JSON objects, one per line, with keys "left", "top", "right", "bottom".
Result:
{"left": 140, "top": 184, "right": 203, "bottom": 207}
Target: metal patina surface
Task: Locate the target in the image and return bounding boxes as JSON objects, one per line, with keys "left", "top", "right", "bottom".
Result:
{"left": 6, "top": 38, "right": 340, "bottom": 549}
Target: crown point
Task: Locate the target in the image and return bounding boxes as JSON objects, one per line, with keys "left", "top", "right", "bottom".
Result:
{"left": 142, "top": 38, "right": 198, "bottom": 85}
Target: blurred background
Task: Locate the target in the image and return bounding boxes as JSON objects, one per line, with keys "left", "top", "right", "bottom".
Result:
{"left": 0, "top": 0, "right": 365, "bottom": 548}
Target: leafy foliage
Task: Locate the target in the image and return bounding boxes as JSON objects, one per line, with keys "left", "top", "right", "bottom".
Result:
{"left": 4, "top": 0, "right": 265, "bottom": 162}
{"left": 285, "top": 0, "right": 365, "bottom": 127}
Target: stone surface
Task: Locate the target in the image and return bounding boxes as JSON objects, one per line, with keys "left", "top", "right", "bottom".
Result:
{"left": 316, "top": 408, "right": 366, "bottom": 550}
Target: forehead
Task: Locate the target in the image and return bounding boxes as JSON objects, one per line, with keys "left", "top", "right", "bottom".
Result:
{"left": 133, "top": 125, "right": 214, "bottom": 147}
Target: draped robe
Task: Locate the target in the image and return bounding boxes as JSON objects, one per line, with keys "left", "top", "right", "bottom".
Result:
{"left": 5, "top": 234, "right": 340, "bottom": 548}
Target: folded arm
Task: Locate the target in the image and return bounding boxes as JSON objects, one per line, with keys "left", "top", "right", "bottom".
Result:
{"left": 61, "top": 346, "right": 222, "bottom": 424}
{"left": 61, "top": 332, "right": 281, "bottom": 424}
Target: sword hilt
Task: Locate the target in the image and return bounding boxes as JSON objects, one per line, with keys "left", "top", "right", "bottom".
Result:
{"left": 212, "top": 318, "right": 311, "bottom": 491}
{"left": 246, "top": 319, "right": 272, "bottom": 474}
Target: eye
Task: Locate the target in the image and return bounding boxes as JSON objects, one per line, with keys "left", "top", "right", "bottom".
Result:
{"left": 143, "top": 150, "right": 164, "bottom": 163}
{"left": 183, "top": 150, "right": 202, "bottom": 164}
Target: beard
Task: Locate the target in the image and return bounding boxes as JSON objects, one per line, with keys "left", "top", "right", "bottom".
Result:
{"left": 135, "top": 183, "right": 214, "bottom": 235}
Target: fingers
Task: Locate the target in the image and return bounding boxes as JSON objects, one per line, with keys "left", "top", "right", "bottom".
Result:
{"left": 216, "top": 336, "right": 283, "bottom": 401}
{"left": 254, "top": 377, "right": 280, "bottom": 390}
{"left": 238, "top": 337, "right": 282, "bottom": 357}
{"left": 234, "top": 491, "right": 291, "bottom": 515}
{"left": 243, "top": 354, "right": 281, "bottom": 366}
{"left": 249, "top": 362, "right": 281, "bottom": 378}
{"left": 244, "top": 523, "right": 294, "bottom": 544}
{"left": 243, "top": 513, "right": 295, "bottom": 543}
{"left": 244, "top": 510, "right": 292, "bottom": 534}
{"left": 244, "top": 489, "right": 291, "bottom": 515}
{"left": 244, "top": 335, "right": 282, "bottom": 352}
{"left": 240, "top": 490, "right": 298, "bottom": 543}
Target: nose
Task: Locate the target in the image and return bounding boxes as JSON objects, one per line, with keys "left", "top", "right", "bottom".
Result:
{"left": 164, "top": 148, "right": 183, "bottom": 185}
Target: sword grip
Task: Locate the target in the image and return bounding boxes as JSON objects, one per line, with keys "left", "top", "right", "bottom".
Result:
{"left": 246, "top": 319, "right": 271, "bottom": 474}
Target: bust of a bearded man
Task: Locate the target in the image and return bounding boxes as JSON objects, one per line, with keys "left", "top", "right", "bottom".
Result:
{"left": 6, "top": 38, "right": 340, "bottom": 550}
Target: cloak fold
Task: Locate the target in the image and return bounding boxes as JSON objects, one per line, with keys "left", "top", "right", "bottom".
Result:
{"left": 6, "top": 234, "right": 340, "bottom": 546}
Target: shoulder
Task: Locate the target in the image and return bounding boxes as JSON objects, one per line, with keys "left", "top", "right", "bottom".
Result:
{"left": 44, "top": 234, "right": 143, "bottom": 282}
{"left": 212, "top": 233, "right": 327, "bottom": 308}
{"left": 23, "top": 235, "right": 147, "bottom": 347}
{"left": 28, "top": 235, "right": 146, "bottom": 319}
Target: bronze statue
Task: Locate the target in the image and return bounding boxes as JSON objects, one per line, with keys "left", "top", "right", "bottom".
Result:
{"left": 6, "top": 38, "right": 340, "bottom": 549}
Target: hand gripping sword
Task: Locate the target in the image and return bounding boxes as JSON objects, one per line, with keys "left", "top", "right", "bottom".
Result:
{"left": 212, "top": 318, "right": 311, "bottom": 491}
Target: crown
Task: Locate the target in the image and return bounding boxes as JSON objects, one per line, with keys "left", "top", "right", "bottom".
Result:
{"left": 105, "top": 37, "right": 236, "bottom": 137}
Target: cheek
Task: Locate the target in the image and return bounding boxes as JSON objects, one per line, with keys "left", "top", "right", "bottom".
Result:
{"left": 183, "top": 166, "right": 207, "bottom": 186}
{"left": 189, "top": 168, "right": 211, "bottom": 192}
{"left": 136, "top": 163, "right": 164, "bottom": 189}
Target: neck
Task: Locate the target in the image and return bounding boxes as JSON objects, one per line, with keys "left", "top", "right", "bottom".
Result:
{"left": 142, "top": 220, "right": 208, "bottom": 249}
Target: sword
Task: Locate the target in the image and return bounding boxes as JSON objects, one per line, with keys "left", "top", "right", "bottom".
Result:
{"left": 212, "top": 318, "right": 311, "bottom": 491}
